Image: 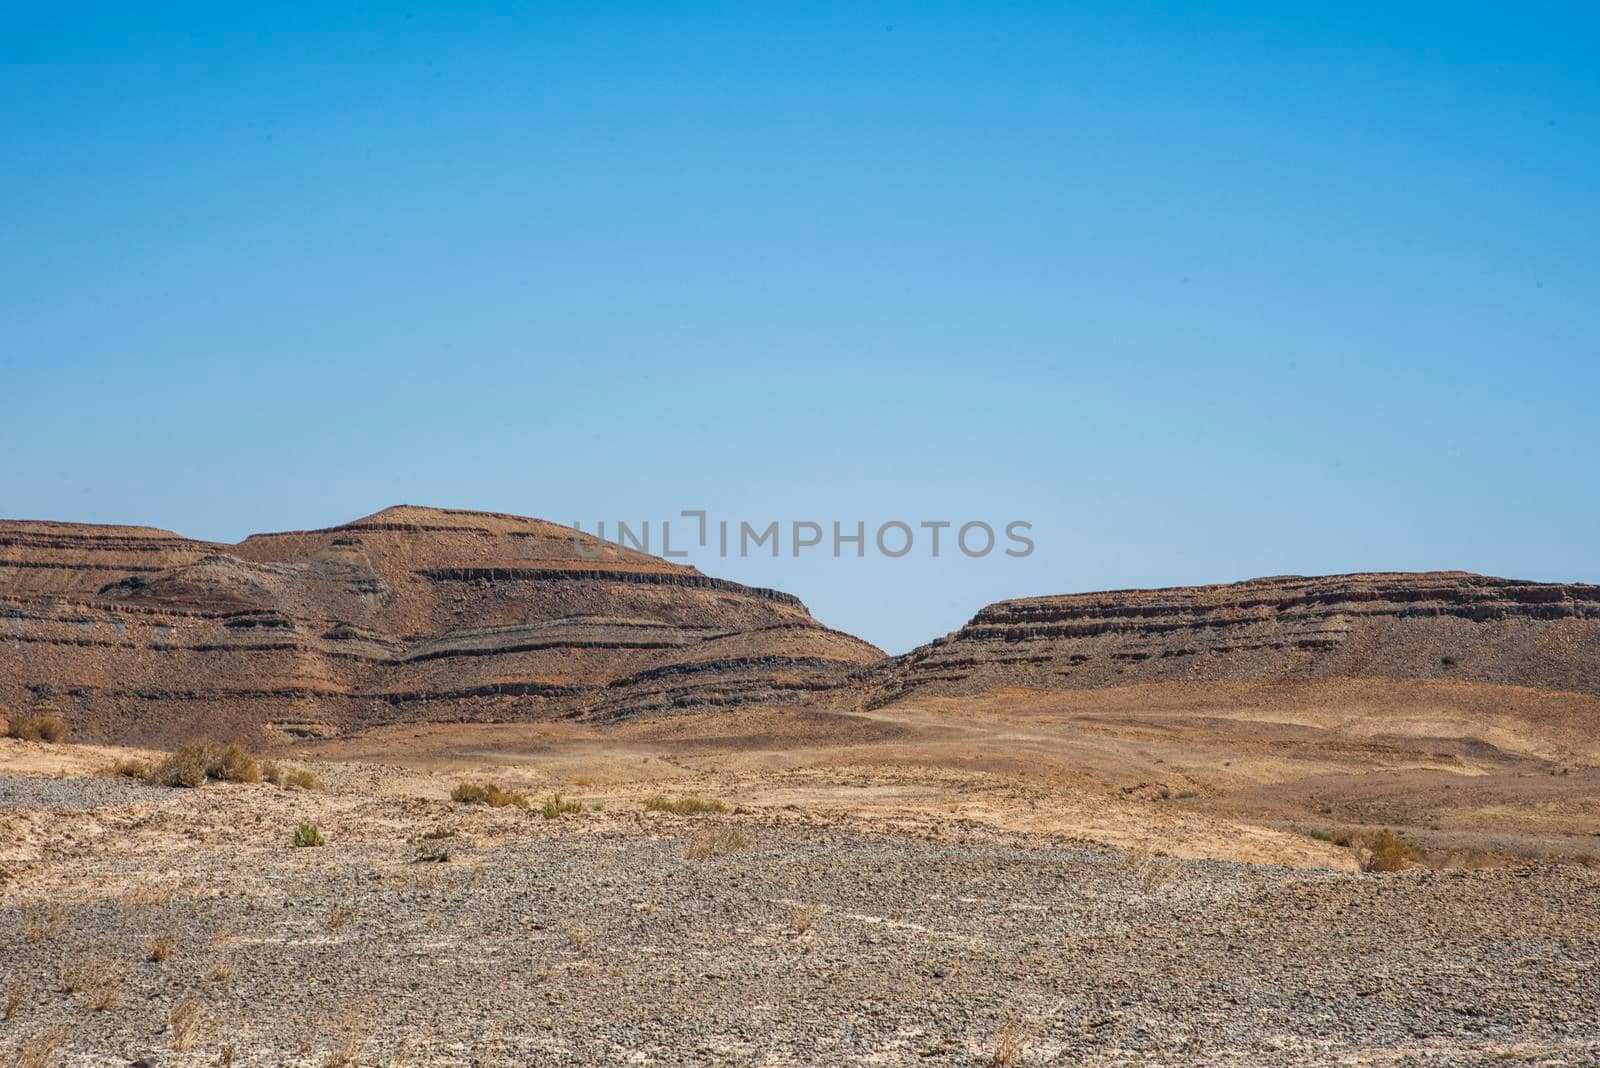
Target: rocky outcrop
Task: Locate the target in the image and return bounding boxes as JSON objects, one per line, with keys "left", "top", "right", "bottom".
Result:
{"left": 859, "top": 572, "right": 1600, "bottom": 706}
{"left": 0, "top": 506, "right": 882, "bottom": 745}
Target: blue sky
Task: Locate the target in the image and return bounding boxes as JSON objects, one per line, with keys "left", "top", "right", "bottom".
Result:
{"left": 3, "top": 5, "right": 1597, "bottom": 652}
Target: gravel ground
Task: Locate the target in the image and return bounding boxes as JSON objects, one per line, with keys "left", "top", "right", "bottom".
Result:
{"left": 0, "top": 775, "right": 176, "bottom": 811}
{"left": 2, "top": 775, "right": 1598, "bottom": 1066}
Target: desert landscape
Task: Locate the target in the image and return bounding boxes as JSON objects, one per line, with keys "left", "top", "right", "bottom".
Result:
{"left": 3, "top": 508, "right": 1599, "bottom": 1065}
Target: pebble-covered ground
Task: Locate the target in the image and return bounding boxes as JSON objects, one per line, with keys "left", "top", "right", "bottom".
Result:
{"left": 2, "top": 773, "right": 1598, "bottom": 1066}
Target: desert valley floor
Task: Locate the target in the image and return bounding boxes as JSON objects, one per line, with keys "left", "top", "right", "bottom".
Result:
{"left": 4, "top": 679, "right": 1600, "bottom": 1066}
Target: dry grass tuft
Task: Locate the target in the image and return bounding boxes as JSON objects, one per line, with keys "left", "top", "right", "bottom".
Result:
{"left": 168, "top": 991, "right": 207, "bottom": 1051}
{"left": 104, "top": 757, "right": 153, "bottom": 780}
{"left": 16, "top": 1025, "right": 67, "bottom": 1068}
{"left": 207, "top": 956, "right": 238, "bottom": 984}
{"left": 5, "top": 978, "right": 28, "bottom": 1021}
{"left": 540, "top": 792, "right": 583, "bottom": 819}
{"left": 788, "top": 900, "right": 820, "bottom": 935}
{"left": 450, "top": 781, "right": 529, "bottom": 808}
{"left": 60, "top": 949, "right": 123, "bottom": 1009}
{"left": 1331, "top": 828, "right": 1426, "bottom": 872}
{"left": 261, "top": 760, "right": 284, "bottom": 786}
{"left": 326, "top": 906, "right": 356, "bottom": 932}
{"left": 1123, "top": 845, "right": 1175, "bottom": 894}
{"left": 684, "top": 826, "right": 750, "bottom": 860}
{"left": 414, "top": 842, "right": 452, "bottom": 864}
{"left": 293, "top": 822, "right": 326, "bottom": 848}
{"left": 644, "top": 795, "right": 730, "bottom": 815}
{"left": 145, "top": 742, "right": 262, "bottom": 788}
{"left": 23, "top": 900, "right": 65, "bottom": 944}
{"left": 283, "top": 768, "right": 324, "bottom": 791}
{"left": 566, "top": 921, "right": 593, "bottom": 951}
{"left": 146, "top": 927, "right": 178, "bottom": 962}
{"left": 1362, "top": 829, "right": 1425, "bottom": 872}
{"left": 4, "top": 713, "right": 69, "bottom": 743}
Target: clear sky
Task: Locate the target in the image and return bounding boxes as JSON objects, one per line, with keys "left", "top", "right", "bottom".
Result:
{"left": 3, "top": 5, "right": 1597, "bottom": 653}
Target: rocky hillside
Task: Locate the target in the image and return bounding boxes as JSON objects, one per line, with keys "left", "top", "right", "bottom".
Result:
{"left": 861, "top": 572, "right": 1600, "bottom": 707}
{"left": 0, "top": 506, "right": 882, "bottom": 745}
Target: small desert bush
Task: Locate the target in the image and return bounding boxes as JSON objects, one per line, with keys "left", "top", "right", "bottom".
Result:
{"left": 145, "top": 928, "right": 177, "bottom": 962}
{"left": 414, "top": 842, "right": 452, "bottom": 863}
{"left": 788, "top": 900, "right": 820, "bottom": 935}
{"left": 284, "top": 768, "right": 323, "bottom": 791}
{"left": 450, "top": 781, "right": 529, "bottom": 808}
{"left": 60, "top": 950, "right": 123, "bottom": 1009}
{"left": 145, "top": 743, "right": 261, "bottom": 788}
{"left": 5, "top": 978, "right": 28, "bottom": 1021}
{"left": 168, "top": 992, "right": 207, "bottom": 1052}
{"left": 326, "top": 906, "right": 355, "bottom": 932}
{"left": 684, "top": 826, "right": 750, "bottom": 860}
{"left": 17, "top": 1025, "right": 67, "bottom": 1068}
{"left": 261, "top": 760, "right": 284, "bottom": 786}
{"left": 104, "top": 757, "right": 153, "bottom": 780}
{"left": 4, "top": 713, "right": 69, "bottom": 743}
{"left": 1327, "top": 827, "right": 1425, "bottom": 871}
{"left": 644, "top": 795, "right": 729, "bottom": 816}
{"left": 23, "top": 901, "right": 65, "bottom": 944}
{"left": 293, "top": 823, "right": 326, "bottom": 848}
{"left": 540, "top": 792, "right": 583, "bottom": 819}
{"left": 1362, "top": 829, "right": 1424, "bottom": 872}
{"left": 1306, "top": 829, "right": 1338, "bottom": 843}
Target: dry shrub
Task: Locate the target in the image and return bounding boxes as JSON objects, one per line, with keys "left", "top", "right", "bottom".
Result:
{"left": 104, "top": 757, "right": 152, "bottom": 780}
{"left": 208, "top": 956, "right": 238, "bottom": 983}
{"left": 23, "top": 901, "right": 65, "bottom": 944}
{"left": 1363, "top": 829, "right": 1424, "bottom": 872}
{"left": 283, "top": 768, "right": 323, "bottom": 791}
{"left": 1330, "top": 828, "right": 1425, "bottom": 872}
{"left": 988, "top": 1001, "right": 1060, "bottom": 1067}
{"left": 788, "top": 900, "right": 820, "bottom": 935}
{"left": 1123, "top": 845, "right": 1174, "bottom": 894}
{"left": 146, "top": 928, "right": 178, "bottom": 962}
{"left": 5, "top": 978, "right": 27, "bottom": 1021}
{"left": 566, "top": 921, "right": 593, "bottom": 951}
{"left": 169, "top": 991, "right": 207, "bottom": 1052}
{"left": 261, "top": 760, "right": 284, "bottom": 786}
{"left": 145, "top": 743, "right": 262, "bottom": 788}
{"left": 326, "top": 906, "right": 355, "bottom": 932}
{"left": 450, "top": 781, "right": 528, "bottom": 808}
{"left": 60, "top": 949, "right": 123, "bottom": 1009}
{"left": 644, "top": 795, "right": 729, "bottom": 815}
{"left": 540, "top": 792, "right": 583, "bottom": 819}
{"left": 293, "top": 823, "right": 326, "bottom": 848}
{"left": 16, "top": 1025, "right": 67, "bottom": 1068}
{"left": 684, "top": 826, "right": 750, "bottom": 860}
{"left": 4, "top": 713, "right": 69, "bottom": 743}
{"left": 414, "top": 842, "right": 452, "bottom": 864}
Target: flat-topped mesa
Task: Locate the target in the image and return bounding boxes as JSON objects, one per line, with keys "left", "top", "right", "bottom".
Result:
{"left": 863, "top": 572, "right": 1600, "bottom": 706}
{"left": 0, "top": 506, "right": 883, "bottom": 746}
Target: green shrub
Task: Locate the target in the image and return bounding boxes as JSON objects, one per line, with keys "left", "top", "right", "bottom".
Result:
{"left": 292, "top": 823, "right": 325, "bottom": 848}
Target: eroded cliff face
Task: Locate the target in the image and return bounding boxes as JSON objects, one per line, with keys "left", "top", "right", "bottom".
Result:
{"left": 0, "top": 506, "right": 882, "bottom": 745}
{"left": 860, "top": 573, "right": 1600, "bottom": 707}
